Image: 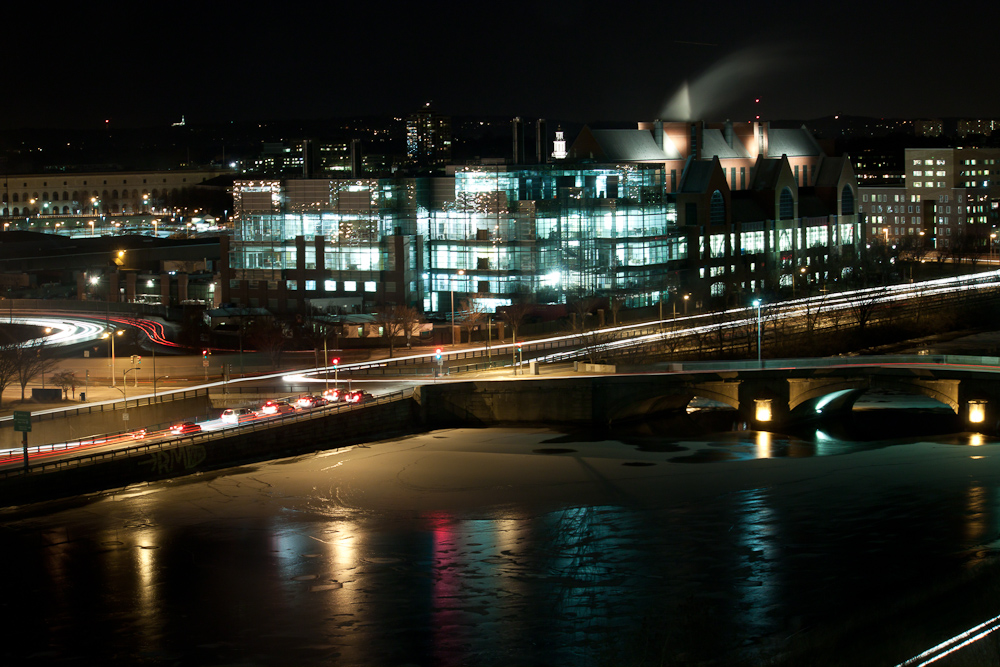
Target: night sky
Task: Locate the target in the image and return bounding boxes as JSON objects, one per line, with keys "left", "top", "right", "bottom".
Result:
{"left": 8, "top": 1, "right": 1000, "bottom": 129}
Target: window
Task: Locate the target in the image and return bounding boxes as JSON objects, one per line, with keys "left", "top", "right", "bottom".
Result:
{"left": 841, "top": 185, "right": 855, "bottom": 215}
{"left": 779, "top": 187, "right": 794, "bottom": 219}
{"left": 344, "top": 281, "right": 357, "bottom": 291}
{"left": 710, "top": 190, "right": 725, "bottom": 224}
{"left": 305, "top": 280, "right": 316, "bottom": 290}
{"left": 365, "top": 282, "right": 377, "bottom": 292}
{"left": 324, "top": 280, "right": 336, "bottom": 291}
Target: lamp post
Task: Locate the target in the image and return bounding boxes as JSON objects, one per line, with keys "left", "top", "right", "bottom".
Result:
{"left": 154, "top": 375, "right": 169, "bottom": 397}
{"left": 991, "top": 233, "right": 997, "bottom": 265}
{"left": 683, "top": 294, "right": 690, "bottom": 315}
{"left": 102, "top": 329, "right": 123, "bottom": 387}
{"left": 450, "top": 269, "right": 465, "bottom": 344}
{"left": 753, "top": 299, "right": 763, "bottom": 368}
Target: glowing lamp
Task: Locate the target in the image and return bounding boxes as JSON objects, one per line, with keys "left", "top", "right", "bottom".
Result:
{"left": 969, "top": 400, "right": 987, "bottom": 424}
{"left": 754, "top": 399, "right": 772, "bottom": 422}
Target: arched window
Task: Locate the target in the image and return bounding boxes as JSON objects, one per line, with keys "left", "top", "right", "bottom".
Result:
{"left": 710, "top": 190, "right": 726, "bottom": 225}
{"left": 42, "top": 192, "right": 48, "bottom": 200}
{"left": 71, "top": 191, "right": 78, "bottom": 202}
{"left": 779, "top": 187, "right": 794, "bottom": 220}
{"left": 112, "top": 190, "right": 119, "bottom": 200}
{"left": 62, "top": 191, "right": 69, "bottom": 201}
{"left": 841, "top": 185, "right": 855, "bottom": 215}
{"left": 62, "top": 206, "right": 70, "bottom": 214}
{"left": 11, "top": 193, "right": 18, "bottom": 203}
{"left": 11, "top": 207, "right": 18, "bottom": 216}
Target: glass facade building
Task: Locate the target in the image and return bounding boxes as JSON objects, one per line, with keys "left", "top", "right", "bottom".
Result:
{"left": 226, "top": 163, "right": 684, "bottom": 313}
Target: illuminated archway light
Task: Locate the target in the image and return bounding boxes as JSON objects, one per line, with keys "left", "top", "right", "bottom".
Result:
{"left": 814, "top": 389, "right": 856, "bottom": 414}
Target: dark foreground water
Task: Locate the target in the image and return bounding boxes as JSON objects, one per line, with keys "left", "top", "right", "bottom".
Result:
{"left": 3, "top": 408, "right": 1000, "bottom": 666}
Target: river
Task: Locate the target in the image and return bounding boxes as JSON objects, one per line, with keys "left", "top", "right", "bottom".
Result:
{"left": 1, "top": 405, "right": 999, "bottom": 666}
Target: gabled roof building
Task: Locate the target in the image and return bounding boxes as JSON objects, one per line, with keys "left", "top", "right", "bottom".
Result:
{"left": 223, "top": 119, "right": 859, "bottom": 316}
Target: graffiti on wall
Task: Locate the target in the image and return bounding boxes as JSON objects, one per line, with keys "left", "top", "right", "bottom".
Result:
{"left": 139, "top": 445, "right": 207, "bottom": 475}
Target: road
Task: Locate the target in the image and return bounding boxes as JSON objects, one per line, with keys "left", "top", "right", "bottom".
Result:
{"left": 3, "top": 267, "right": 999, "bottom": 467}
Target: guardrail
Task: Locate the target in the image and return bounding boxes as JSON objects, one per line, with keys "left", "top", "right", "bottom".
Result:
{"left": 0, "top": 387, "right": 212, "bottom": 426}
{"left": 0, "top": 388, "right": 416, "bottom": 480}
{"left": 633, "top": 354, "right": 1000, "bottom": 373}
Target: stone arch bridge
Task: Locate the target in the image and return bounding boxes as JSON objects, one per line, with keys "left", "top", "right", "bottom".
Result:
{"left": 416, "top": 357, "right": 1000, "bottom": 429}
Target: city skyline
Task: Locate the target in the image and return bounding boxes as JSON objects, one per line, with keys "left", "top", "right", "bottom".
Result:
{"left": 5, "top": 2, "right": 1000, "bottom": 130}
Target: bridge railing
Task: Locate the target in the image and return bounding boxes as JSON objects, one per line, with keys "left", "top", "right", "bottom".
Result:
{"left": 633, "top": 354, "right": 1000, "bottom": 374}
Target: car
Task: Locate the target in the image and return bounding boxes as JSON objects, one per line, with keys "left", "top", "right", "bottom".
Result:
{"left": 295, "top": 395, "right": 321, "bottom": 410}
{"left": 221, "top": 407, "right": 255, "bottom": 424}
{"left": 322, "top": 388, "right": 342, "bottom": 402}
{"left": 130, "top": 429, "right": 147, "bottom": 440}
{"left": 170, "top": 422, "right": 202, "bottom": 435}
{"left": 343, "top": 390, "right": 373, "bottom": 404}
{"left": 258, "top": 399, "right": 294, "bottom": 416}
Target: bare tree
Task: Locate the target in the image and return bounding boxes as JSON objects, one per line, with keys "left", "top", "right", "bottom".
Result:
{"left": 249, "top": 319, "right": 287, "bottom": 370}
{"left": 15, "top": 341, "right": 61, "bottom": 400}
{"left": 849, "top": 287, "right": 887, "bottom": 332}
{"left": 0, "top": 341, "right": 21, "bottom": 407}
{"left": 500, "top": 301, "right": 532, "bottom": 342}
{"left": 50, "top": 370, "right": 77, "bottom": 399}
{"left": 608, "top": 293, "right": 625, "bottom": 326}
{"left": 373, "top": 304, "right": 419, "bottom": 358}
{"left": 458, "top": 298, "right": 486, "bottom": 344}
{"left": 568, "top": 293, "right": 599, "bottom": 332}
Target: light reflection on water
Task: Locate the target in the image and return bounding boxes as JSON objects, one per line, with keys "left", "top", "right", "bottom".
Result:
{"left": 6, "top": 412, "right": 1000, "bottom": 666}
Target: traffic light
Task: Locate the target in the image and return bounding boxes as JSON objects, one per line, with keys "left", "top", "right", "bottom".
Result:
{"left": 135, "top": 355, "right": 142, "bottom": 367}
{"left": 202, "top": 349, "right": 208, "bottom": 360}
{"left": 435, "top": 348, "right": 442, "bottom": 361}
{"left": 331, "top": 357, "right": 340, "bottom": 367}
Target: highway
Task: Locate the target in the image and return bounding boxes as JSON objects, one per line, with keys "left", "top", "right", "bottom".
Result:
{"left": 2, "top": 268, "right": 998, "bottom": 470}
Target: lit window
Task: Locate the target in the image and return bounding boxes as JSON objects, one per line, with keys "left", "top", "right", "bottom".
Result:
{"left": 365, "top": 281, "right": 377, "bottom": 292}
{"left": 344, "top": 281, "right": 357, "bottom": 291}
{"left": 324, "top": 280, "right": 336, "bottom": 291}
{"left": 305, "top": 280, "right": 316, "bottom": 290}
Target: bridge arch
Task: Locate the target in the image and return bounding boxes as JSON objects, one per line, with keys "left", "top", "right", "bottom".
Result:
{"left": 601, "top": 379, "right": 741, "bottom": 423}
{"left": 787, "top": 376, "right": 959, "bottom": 420}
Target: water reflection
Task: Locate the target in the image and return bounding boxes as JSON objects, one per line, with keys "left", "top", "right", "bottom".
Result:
{"left": 756, "top": 431, "right": 772, "bottom": 459}
{"left": 6, "top": 412, "right": 1000, "bottom": 666}
{"left": 733, "top": 488, "right": 779, "bottom": 640}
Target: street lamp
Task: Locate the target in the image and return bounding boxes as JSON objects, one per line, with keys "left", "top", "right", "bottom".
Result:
{"left": 450, "top": 269, "right": 465, "bottom": 343}
{"left": 753, "top": 299, "right": 763, "bottom": 367}
{"left": 683, "top": 294, "right": 690, "bottom": 315}
{"left": 102, "top": 329, "right": 123, "bottom": 387}
{"left": 153, "top": 375, "right": 169, "bottom": 397}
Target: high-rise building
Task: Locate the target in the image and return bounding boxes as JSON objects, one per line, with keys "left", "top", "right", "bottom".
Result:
{"left": 406, "top": 104, "right": 452, "bottom": 165}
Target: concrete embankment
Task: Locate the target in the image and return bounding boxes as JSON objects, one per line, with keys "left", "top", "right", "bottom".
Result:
{"left": 0, "top": 396, "right": 422, "bottom": 506}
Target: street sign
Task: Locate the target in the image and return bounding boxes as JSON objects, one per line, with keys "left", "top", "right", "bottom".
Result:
{"left": 13, "top": 410, "right": 31, "bottom": 433}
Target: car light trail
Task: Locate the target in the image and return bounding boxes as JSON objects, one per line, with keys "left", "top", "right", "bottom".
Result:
{"left": 894, "top": 611, "right": 1000, "bottom": 666}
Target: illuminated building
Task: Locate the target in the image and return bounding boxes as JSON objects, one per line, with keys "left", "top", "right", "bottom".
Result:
{"left": 223, "top": 120, "right": 860, "bottom": 315}
{"left": 0, "top": 169, "right": 222, "bottom": 216}
{"left": 859, "top": 147, "right": 1000, "bottom": 249}
{"left": 406, "top": 104, "right": 452, "bottom": 166}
